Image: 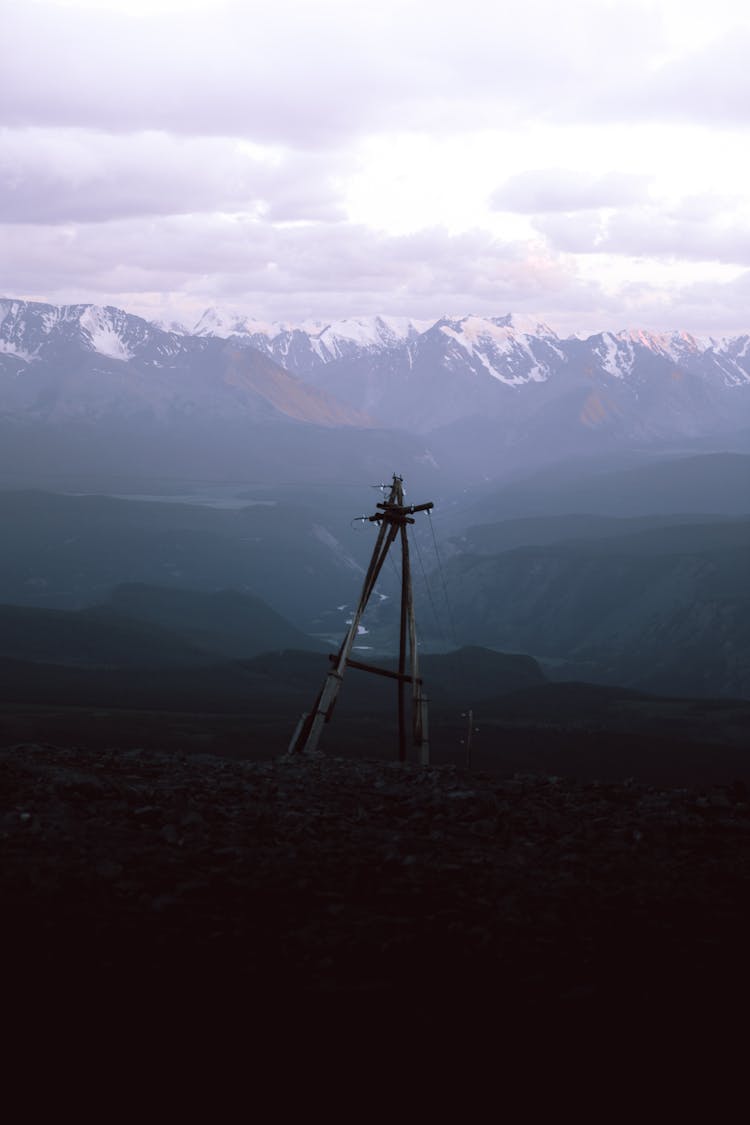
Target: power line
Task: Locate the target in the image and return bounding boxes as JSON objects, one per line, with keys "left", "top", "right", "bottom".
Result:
{"left": 0, "top": 471, "right": 383, "bottom": 489}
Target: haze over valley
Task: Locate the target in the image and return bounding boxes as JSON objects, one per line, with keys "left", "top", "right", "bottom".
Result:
{"left": 1, "top": 295, "right": 748, "bottom": 780}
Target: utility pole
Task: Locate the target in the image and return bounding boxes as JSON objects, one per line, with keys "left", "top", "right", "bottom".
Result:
{"left": 287, "top": 474, "right": 433, "bottom": 762}
{"left": 462, "top": 709, "right": 477, "bottom": 769}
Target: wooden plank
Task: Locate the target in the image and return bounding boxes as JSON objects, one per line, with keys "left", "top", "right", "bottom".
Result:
{"left": 328, "top": 653, "right": 422, "bottom": 685}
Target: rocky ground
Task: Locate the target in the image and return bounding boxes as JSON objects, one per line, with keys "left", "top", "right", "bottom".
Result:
{"left": 3, "top": 742, "right": 750, "bottom": 1017}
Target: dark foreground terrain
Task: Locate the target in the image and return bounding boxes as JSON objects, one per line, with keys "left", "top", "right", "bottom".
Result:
{"left": 3, "top": 742, "right": 750, "bottom": 1018}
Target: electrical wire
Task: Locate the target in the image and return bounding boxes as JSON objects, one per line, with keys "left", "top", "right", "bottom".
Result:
{"left": 386, "top": 542, "right": 401, "bottom": 586}
{"left": 0, "top": 470, "right": 385, "bottom": 490}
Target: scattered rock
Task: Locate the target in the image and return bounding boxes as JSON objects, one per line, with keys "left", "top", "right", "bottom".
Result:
{"left": 2, "top": 743, "right": 750, "bottom": 1007}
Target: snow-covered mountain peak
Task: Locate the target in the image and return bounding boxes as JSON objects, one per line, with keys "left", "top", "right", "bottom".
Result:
{"left": 193, "top": 306, "right": 279, "bottom": 338}
{"left": 312, "top": 315, "right": 427, "bottom": 350}
{"left": 78, "top": 305, "right": 134, "bottom": 361}
{"left": 153, "top": 317, "right": 190, "bottom": 335}
{"left": 191, "top": 308, "right": 435, "bottom": 371}
{"left": 615, "top": 327, "right": 707, "bottom": 354}
{"left": 435, "top": 315, "right": 556, "bottom": 386}
{"left": 193, "top": 308, "right": 429, "bottom": 351}
{"left": 191, "top": 307, "right": 562, "bottom": 355}
{"left": 448, "top": 314, "right": 557, "bottom": 347}
{"left": 0, "top": 299, "right": 192, "bottom": 375}
{"left": 592, "top": 332, "right": 636, "bottom": 378}
{"left": 489, "top": 312, "right": 559, "bottom": 338}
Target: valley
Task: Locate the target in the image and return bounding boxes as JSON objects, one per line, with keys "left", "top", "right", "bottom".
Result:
{"left": 0, "top": 298, "right": 748, "bottom": 787}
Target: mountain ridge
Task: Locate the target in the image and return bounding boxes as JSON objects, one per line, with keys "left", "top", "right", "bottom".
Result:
{"left": 6, "top": 297, "right": 750, "bottom": 396}
{"left": 0, "top": 298, "right": 373, "bottom": 428}
{"left": 2, "top": 297, "right": 749, "bottom": 479}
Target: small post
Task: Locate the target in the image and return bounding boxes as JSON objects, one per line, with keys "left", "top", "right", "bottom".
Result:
{"left": 419, "top": 695, "right": 430, "bottom": 765}
{"left": 463, "top": 709, "right": 474, "bottom": 769}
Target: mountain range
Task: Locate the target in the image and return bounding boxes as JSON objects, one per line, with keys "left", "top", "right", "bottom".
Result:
{"left": 191, "top": 306, "right": 750, "bottom": 439}
{"left": 0, "top": 299, "right": 371, "bottom": 427}
{"left": 2, "top": 299, "right": 749, "bottom": 492}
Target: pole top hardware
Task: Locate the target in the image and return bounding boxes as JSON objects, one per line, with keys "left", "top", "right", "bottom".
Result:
{"left": 369, "top": 500, "right": 433, "bottom": 525}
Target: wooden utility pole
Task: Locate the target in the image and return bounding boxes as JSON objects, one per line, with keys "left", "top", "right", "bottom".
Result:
{"left": 287, "top": 474, "right": 433, "bottom": 762}
{"left": 462, "top": 709, "right": 476, "bottom": 769}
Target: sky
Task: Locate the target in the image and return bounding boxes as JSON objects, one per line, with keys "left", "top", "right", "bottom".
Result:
{"left": 2, "top": 0, "right": 750, "bottom": 336}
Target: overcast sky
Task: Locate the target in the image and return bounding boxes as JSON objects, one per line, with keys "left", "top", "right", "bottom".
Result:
{"left": 3, "top": 0, "right": 750, "bottom": 335}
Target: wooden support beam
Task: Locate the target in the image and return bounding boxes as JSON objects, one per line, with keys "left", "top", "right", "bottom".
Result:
{"left": 328, "top": 653, "right": 422, "bottom": 684}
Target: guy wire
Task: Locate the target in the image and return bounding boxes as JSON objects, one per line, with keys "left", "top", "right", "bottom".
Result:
{"left": 427, "top": 509, "right": 459, "bottom": 649}
{"left": 413, "top": 521, "right": 446, "bottom": 644}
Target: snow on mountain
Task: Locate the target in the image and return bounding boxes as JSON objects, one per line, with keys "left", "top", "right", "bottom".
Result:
{"left": 152, "top": 317, "right": 190, "bottom": 335}
{"left": 0, "top": 300, "right": 39, "bottom": 364}
{"left": 193, "top": 307, "right": 427, "bottom": 347}
{"left": 193, "top": 307, "right": 280, "bottom": 338}
{"left": 581, "top": 326, "right": 750, "bottom": 389}
{"left": 189, "top": 302, "right": 750, "bottom": 395}
{"left": 79, "top": 306, "right": 134, "bottom": 361}
{"left": 437, "top": 314, "right": 559, "bottom": 385}
{"left": 592, "top": 333, "right": 635, "bottom": 379}
{"left": 311, "top": 315, "right": 428, "bottom": 355}
{"left": 0, "top": 339, "right": 36, "bottom": 363}
{"left": 487, "top": 312, "right": 559, "bottom": 337}
{"left": 591, "top": 328, "right": 725, "bottom": 381}
{"left": 615, "top": 328, "right": 707, "bottom": 363}
{"left": 0, "top": 298, "right": 373, "bottom": 428}
{"left": 1, "top": 297, "right": 749, "bottom": 447}
{"left": 0, "top": 299, "right": 39, "bottom": 362}
{"left": 192, "top": 308, "right": 431, "bottom": 373}
{"left": 0, "top": 299, "right": 178, "bottom": 366}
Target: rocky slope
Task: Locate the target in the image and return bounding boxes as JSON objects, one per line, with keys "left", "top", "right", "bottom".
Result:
{"left": 4, "top": 743, "right": 750, "bottom": 1014}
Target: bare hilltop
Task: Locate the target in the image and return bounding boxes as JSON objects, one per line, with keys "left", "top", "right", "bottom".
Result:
{"left": 4, "top": 743, "right": 750, "bottom": 1016}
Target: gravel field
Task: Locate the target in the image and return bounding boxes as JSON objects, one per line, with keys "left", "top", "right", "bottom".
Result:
{"left": 4, "top": 742, "right": 750, "bottom": 1017}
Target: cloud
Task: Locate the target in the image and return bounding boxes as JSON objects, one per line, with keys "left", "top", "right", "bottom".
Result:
{"left": 491, "top": 169, "right": 651, "bottom": 213}
{"left": 3, "top": 3, "right": 748, "bottom": 153}
{"left": 7, "top": 208, "right": 750, "bottom": 336}
{"left": 1, "top": 213, "right": 581, "bottom": 318}
{"left": 0, "top": 128, "right": 348, "bottom": 223}
{"left": 4, "top": 1, "right": 750, "bottom": 338}
{"left": 1, "top": 1, "right": 671, "bottom": 143}
{"left": 593, "top": 25, "right": 750, "bottom": 127}
{"left": 535, "top": 205, "right": 750, "bottom": 266}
